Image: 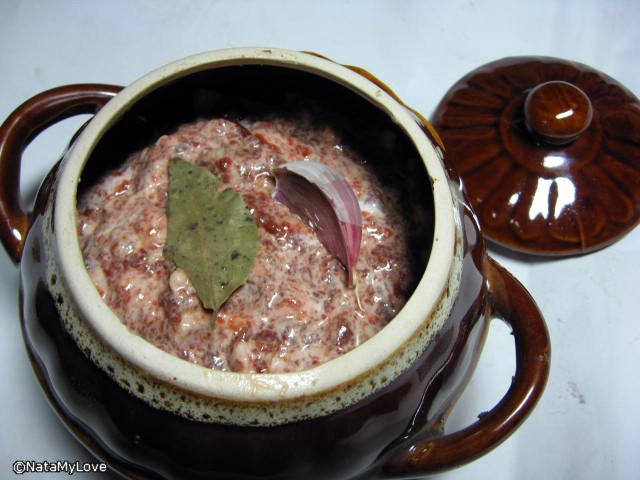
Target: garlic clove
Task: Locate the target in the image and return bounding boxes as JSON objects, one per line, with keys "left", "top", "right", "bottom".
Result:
{"left": 273, "top": 160, "right": 362, "bottom": 286}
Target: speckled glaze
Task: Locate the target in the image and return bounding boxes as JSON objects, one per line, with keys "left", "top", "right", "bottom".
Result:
{"left": 1, "top": 49, "right": 549, "bottom": 479}
{"left": 432, "top": 56, "right": 640, "bottom": 256}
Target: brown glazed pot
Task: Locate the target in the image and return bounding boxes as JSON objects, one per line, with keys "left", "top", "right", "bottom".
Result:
{"left": 0, "top": 49, "right": 549, "bottom": 479}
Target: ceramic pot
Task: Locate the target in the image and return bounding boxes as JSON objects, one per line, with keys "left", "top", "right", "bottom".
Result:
{"left": 0, "top": 48, "right": 549, "bottom": 479}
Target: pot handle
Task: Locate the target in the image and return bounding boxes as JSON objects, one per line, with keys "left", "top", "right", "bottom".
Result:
{"left": 381, "top": 257, "right": 550, "bottom": 477}
{"left": 0, "top": 84, "right": 122, "bottom": 263}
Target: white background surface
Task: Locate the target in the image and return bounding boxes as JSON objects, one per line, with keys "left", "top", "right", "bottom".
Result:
{"left": 1, "top": 1, "right": 639, "bottom": 479}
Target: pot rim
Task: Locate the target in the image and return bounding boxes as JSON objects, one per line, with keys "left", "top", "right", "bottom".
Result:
{"left": 53, "top": 47, "right": 457, "bottom": 403}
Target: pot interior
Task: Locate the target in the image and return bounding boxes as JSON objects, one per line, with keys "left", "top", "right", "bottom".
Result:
{"left": 80, "top": 65, "right": 434, "bottom": 287}
{"left": 54, "top": 52, "right": 458, "bottom": 420}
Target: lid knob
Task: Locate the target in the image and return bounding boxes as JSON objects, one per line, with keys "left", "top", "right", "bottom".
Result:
{"left": 524, "top": 80, "right": 593, "bottom": 145}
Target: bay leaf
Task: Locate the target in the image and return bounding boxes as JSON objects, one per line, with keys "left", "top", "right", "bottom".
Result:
{"left": 164, "top": 159, "right": 259, "bottom": 311}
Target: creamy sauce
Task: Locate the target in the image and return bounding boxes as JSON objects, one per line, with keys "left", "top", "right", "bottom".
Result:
{"left": 77, "top": 117, "right": 411, "bottom": 373}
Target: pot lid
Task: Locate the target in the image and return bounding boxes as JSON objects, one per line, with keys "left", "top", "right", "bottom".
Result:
{"left": 432, "top": 56, "right": 640, "bottom": 256}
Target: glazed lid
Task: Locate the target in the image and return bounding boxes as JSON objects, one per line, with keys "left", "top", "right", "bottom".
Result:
{"left": 432, "top": 56, "right": 640, "bottom": 256}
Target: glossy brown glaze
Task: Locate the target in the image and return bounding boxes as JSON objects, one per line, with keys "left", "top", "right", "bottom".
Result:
{"left": 432, "top": 56, "right": 640, "bottom": 256}
{"left": 524, "top": 81, "right": 593, "bottom": 145}
{"left": 20, "top": 171, "right": 549, "bottom": 479}
{"left": 21, "top": 162, "right": 487, "bottom": 479}
{"left": 0, "top": 84, "right": 121, "bottom": 263}
{"left": 3, "top": 60, "right": 550, "bottom": 479}
{"left": 379, "top": 256, "right": 550, "bottom": 476}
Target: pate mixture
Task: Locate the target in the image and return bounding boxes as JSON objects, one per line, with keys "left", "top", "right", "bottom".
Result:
{"left": 77, "top": 117, "right": 412, "bottom": 373}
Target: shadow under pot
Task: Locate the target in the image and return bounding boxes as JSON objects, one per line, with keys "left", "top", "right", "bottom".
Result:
{"left": 0, "top": 49, "right": 549, "bottom": 479}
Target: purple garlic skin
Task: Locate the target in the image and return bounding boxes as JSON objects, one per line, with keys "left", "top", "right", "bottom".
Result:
{"left": 273, "top": 160, "right": 362, "bottom": 286}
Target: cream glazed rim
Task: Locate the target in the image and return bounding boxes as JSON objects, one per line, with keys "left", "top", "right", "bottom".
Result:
{"left": 52, "top": 48, "right": 458, "bottom": 405}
